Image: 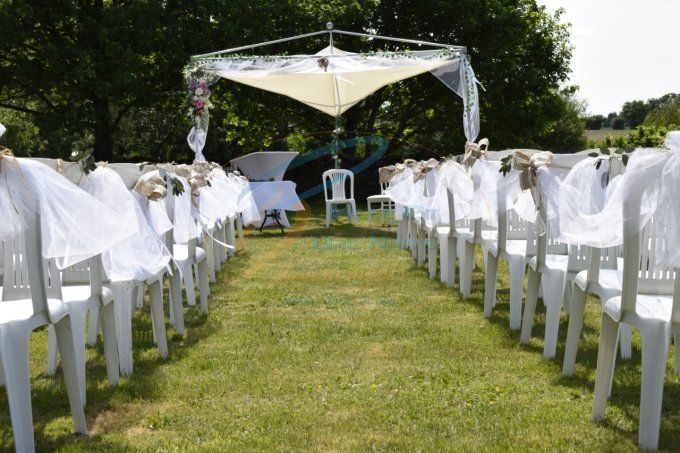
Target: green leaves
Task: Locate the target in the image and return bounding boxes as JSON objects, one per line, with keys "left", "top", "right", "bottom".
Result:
{"left": 589, "top": 147, "right": 633, "bottom": 169}
{"left": 499, "top": 155, "right": 513, "bottom": 176}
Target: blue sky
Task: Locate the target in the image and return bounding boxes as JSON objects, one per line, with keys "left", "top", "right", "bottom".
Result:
{"left": 538, "top": 0, "right": 680, "bottom": 114}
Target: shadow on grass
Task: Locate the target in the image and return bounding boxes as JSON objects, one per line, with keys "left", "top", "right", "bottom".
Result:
{"left": 0, "top": 248, "right": 255, "bottom": 451}
{"left": 393, "top": 240, "right": 680, "bottom": 448}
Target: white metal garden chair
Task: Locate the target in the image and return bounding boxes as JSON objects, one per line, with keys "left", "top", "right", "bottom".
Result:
{"left": 323, "top": 169, "right": 357, "bottom": 227}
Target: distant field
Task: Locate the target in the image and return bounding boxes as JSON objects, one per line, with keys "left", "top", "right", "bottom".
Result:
{"left": 585, "top": 128, "right": 633, "bottom": 141}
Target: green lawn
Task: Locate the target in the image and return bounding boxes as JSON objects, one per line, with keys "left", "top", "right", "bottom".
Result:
{"left": 2, "top": 203, "right": 680, "bottom": 451}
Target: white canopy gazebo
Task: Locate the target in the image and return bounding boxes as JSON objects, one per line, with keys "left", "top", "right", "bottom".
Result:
{"left": 184, "top": 24, "right": 481, "bottom": 162}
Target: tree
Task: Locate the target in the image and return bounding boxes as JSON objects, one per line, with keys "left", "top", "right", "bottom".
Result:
{"left": 0, "top": 0, "right": 577, "bottom": 166}
{"left": 644, "top": 95, "right": 680, "bottom": 127}
{"left": 620, "top": 99, "right": 649, "bottom": 128}
{"left": 603, "top": 112, "right": 618, "bottom": 128}
{"left": 584, "top": 114, "right": 604, "bottom": 130}
{"left": 611, "top": 116, "right": 626, "bottom": 130}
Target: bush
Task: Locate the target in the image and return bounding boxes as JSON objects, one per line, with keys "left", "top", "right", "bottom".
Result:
{"left": 611, "top": 116, "right": 626, "bottom": 130}
{"left": 584, "top": 115, "right": 604, "bottom": 130}
{"left": 586, "top": 124, "right": 675, "bottom": 149}
{"left": 644, "top": 96, "right": 680, "bottom": 127}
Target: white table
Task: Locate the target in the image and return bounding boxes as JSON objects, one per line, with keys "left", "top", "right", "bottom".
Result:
{"left": 247, "top": 181, "right": 304, "bottom": 229}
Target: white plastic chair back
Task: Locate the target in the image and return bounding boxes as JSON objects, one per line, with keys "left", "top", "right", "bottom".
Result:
{"left": 323, "top": 169, "right": 354, "bottom": 202}
{"left": 619, "top": 190, "right": 676, "bottom": 320}
{"left": 2, "top": 233, "right": 62, "bottom": 303}
{"left": 1, "top": 216, "right": 55, "bottom": 315}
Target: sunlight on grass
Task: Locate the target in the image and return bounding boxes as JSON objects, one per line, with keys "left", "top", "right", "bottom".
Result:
{"left": 2, "top": 204, "right": 680, "bottom": 450}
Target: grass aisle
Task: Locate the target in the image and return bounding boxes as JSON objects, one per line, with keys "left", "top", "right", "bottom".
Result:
{"left": 2, "top": 205, "right": 680, "bottom": 451}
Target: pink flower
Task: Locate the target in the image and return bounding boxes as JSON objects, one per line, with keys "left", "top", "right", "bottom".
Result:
{"left": 189, "top": 81, "right": 197, "bottom": 89}
{"left": 199, "top": 83, "right": 208, "bottom": 90}
{"left": 195, "top": 101, "right": 205, "bottom": 109}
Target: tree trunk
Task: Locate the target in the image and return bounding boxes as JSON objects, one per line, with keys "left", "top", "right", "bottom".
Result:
{"left": 92, "top": 97, "right": 113, "bottom": 161}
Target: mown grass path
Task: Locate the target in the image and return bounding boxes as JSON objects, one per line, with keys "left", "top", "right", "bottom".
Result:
{"left": 2, "top": 205, "right": 680, "bottom": 451}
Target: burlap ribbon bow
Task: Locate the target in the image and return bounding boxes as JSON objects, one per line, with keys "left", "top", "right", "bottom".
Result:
{"left": 512, "top": 150, "right": 554, "bottom": 190}
{"left": 462, "top": 138, "right": 490, "bottom": 169}
{"left": 412, "top": 158, "right": 440, "bottom": 182}
{"left": 378, "top": 165, "right": 396, "bottom": 184}
{"left": 135, "top": 175, "right": 167, "bottom": 201}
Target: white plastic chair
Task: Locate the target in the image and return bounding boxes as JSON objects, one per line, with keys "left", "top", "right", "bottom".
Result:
{"left": 42, "top": 255, "right": 120, "bottom": 403}
{"left": 323, "top": 169, "right": 357, "bottom": 227}
{"left": 591, "top": 199, "right": 678, "bottom": 450}
{"left": 367, "top": 180, "right": 394, "bottom": 226}
{"left": 0, "top": 219, "right": 87, "bottom": 451}
{"left": 436, "top": 188, "right": 473, "bottom": 289}
{"left": 562, "top": 245, "right": 629, "bottom": 376}
{"left": 483, "top": 207, "right": 535, "bottom": 330}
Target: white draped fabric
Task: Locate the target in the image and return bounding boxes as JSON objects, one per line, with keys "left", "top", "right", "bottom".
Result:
{"left": 186, "top": 44, "right": 480, "bottom": 161}
{"left": 81, "top": 167, "right": 171, "bottom": 282}
{"left": 0, "top": 157, "right": 133, "bottom": 269}
{"left": 558, "top": 149, "right": 670, "bottom": 247}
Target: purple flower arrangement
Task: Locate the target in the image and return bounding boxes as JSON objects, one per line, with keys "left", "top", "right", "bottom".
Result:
{"left": 188, "top": 78, "right": 213, "bottom": 117}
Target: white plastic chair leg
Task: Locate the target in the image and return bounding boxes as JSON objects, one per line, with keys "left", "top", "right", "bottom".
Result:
{"left": 507, "top": 258, "right": 526, "bottom": 330}
{"left": 205, "top": 235, "right": 216, "bottom": 283}
{"left": 98, "top": 301, "right": 120, "bottom": 385}
{"left": 0, "top": 328, "right": 36, "bottom": 452}
{"left": 198, "top": 260, "right": 209, "bottom": 314}
{"left": 213, "top": 236, "right": 222, "bottom": 273}
{"left": 87, "top": 306, "right": 99, "bottom": 346}
{"left": 110, "top": 281, "right": 135, "bottom": 377}
{"left": 543, "top": 288, "right": 564, "bottom": 360}
{"left": 236, "top": 214, "right": 244, "bottom": 243}
{"left": 637, "top": 325, "right": 670, "bottom": 450}
{"left": 563, "top": 284, "right": 588, "bottom": 376}
{"left": 367, "top": 202, "right": 372, "bottom": 226}
{"left": 619, "top": 324, "right": 633, "bottom": 359}
{"left": 182, "top": 261, "right": 196, "bottom": 306}
{"left": 447, "top": 237, "right": 457, "bottom": 289}
{"left": 592, "top": 313, "right": 620, "bottom": 422}
{"left": 53, "top": 316, "right": 88, "bottom": 434}
{"left": 438, "top": 234, "right": 448, "bottom": 285}
{"left": 325, "top": 203, "right": 331, "bottom": 227}
{"left": 428, "top": 231, "right": 437, "bottom": 279}
{"left": 136, "top": 284, "right": 144, "bottom": 308}
{"left": 417, "top": 227, "right": 426, "bottom": 268}
{"left": 219, "top": 227, "right": 228, "bottom": 263}
{"left": 169, "top": 271, "right": 184, "bottom": 336}
{"left": 351, "top": 200, "right": 358, "bottom": 222}
{"left": 69, "top": 307, "right": 88, "bottom": 405}
{"left": 483, "top": 252, "right": 499, "bottom": 319}
{"left": 520, "top": 268, "right": 541, "bottom": 344}
{"left": 227, "top": 217, "right": 236, "bottom": 256}
{"left": 46, "top": 325, "right": 58, "bottom": 376}
{"left": 461, "top": 241, "right": 475, "bottom": 299}
{"left": 380, "top": 202, "right": 385, "bottom": 225}
{"left": 148, "top": 280, "right": 168, "bottom": 359}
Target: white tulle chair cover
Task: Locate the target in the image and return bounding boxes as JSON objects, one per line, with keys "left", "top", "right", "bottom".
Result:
{"left": 170, "top": 175, "right": 199, "bottom": 244}
{"left": 510, "top": 153, "right": 587, "bottom": 238}
{"left": 0, "top": 157, "right": 133, "bottom": 268}
{"left": 224, "top": 172, "right": 260, "bottom": 225}
{"left": 558, "top": 148, "right": 670, "bottom": 247}
{"left": 133, "top": 171, "right": 174, "bottom": 239}
{"left": 428, "top": 160, "right": 473, "bottom": 228}
{"left": 654, "top": 132, "right": 680, "bottom": 267}
{"left": 81, "top": 167, "right": 171, "bottom": 282}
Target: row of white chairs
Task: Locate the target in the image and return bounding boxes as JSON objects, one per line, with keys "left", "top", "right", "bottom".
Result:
{"left": 0, "top": 158, "right": 243, "bottom": 451}
{"left": 391, "top": 146, "right": 679, "bottom": 450}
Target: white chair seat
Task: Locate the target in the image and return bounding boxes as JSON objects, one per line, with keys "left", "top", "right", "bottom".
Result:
{"left": 0, "top": 298, "right": 67, "bottom": 325}
{"left": 503, "top": 239, "right": 527, "bottom": 257}
{"left": 329, "top": 197, "right": 355, "bottom": 204}
{"left": 61, "top": 285, "right": 114, "bottom": 306}
{"left": 367, "top": 194, "right": 392, "bottom": 203}
{"left": 574, "top": 268, "right": 623, "bottom": 300}
{"left": 529, "top": 254, "right": 568, "bottom": 273}
{"left": 173, "top": 244, "right": 207, "bottom": 263}
{"left": 604, "top": 295, "right": 673, "bottom": 324}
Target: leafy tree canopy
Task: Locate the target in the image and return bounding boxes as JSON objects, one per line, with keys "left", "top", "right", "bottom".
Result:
{"left": 0, "top": 0, "right": 578, "bottom": 165}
